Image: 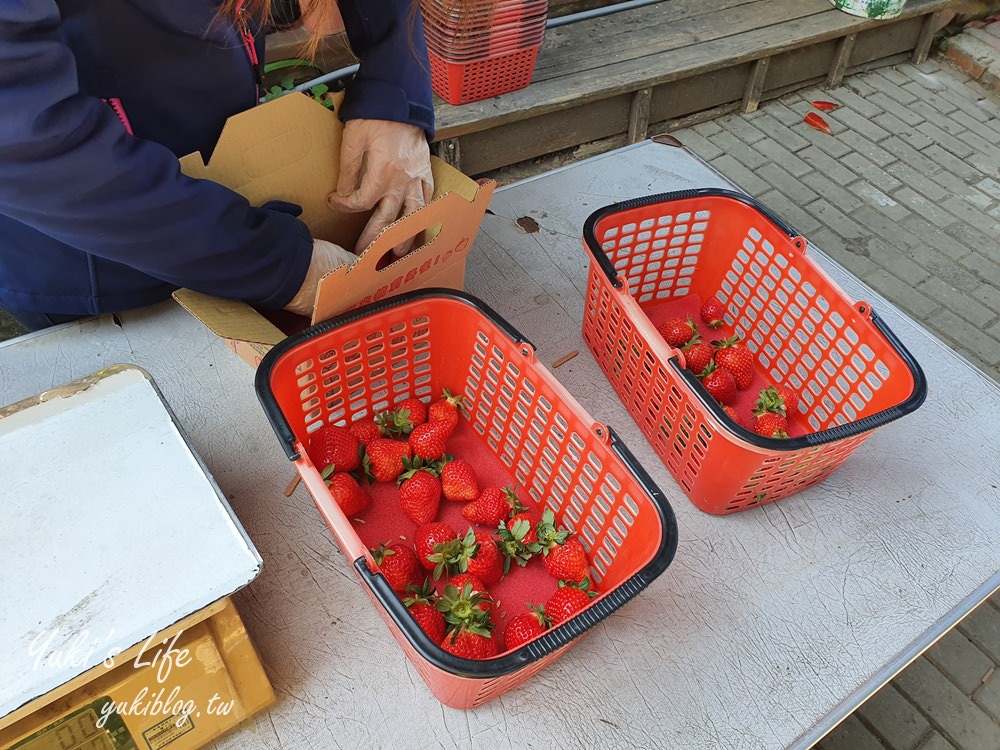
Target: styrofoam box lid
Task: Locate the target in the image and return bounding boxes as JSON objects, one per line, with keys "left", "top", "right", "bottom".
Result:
{"left": 0, "top": 366, "right": 262, "bottom": 718}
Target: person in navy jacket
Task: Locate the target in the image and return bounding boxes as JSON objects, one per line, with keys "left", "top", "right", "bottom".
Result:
{"left": 0, "top": 0, "right": 435, "bottom": 329}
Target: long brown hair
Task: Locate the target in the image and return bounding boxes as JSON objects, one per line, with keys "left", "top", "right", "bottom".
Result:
{"left": 219, "top": 0, "right": 339, "bottom": 58}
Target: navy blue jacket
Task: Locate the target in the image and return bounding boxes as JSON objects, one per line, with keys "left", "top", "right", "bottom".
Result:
{"left": 0, "top": 0, "right": 434, "bottom": 316}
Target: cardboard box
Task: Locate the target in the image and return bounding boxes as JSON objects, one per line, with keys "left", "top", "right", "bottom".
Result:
{"left": 173, "top": 92, "right": 495, "bottom": 368}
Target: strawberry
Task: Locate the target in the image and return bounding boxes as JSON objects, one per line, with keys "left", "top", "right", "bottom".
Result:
{"left": 363, "top": 438, "right": 411, "bottom": 483}
{"left": 462, "top": 485, "right": 525, "bottom": 527}
{"left": 459, "top": 529, "right": 504, "bottom": 586}
{"left": 503, "top": 605, "right": 550, "bottom": 651}
{"left": 414, "top": 522, "right": 456, "bottom": 571}
{"left": 309, "top": 423, "right": 361, "bottom": 473}
{"left": 349, "top": 418, "right": 383, "bottom": 446}
{"left": 409, "top": 420, "right": 451, "bottom": 462}
{"left": 536, "top": 510, "right": 590, "bottom": 583}
{"left": 713, "top": 335, "right": 755, "bottom": 390}
{"left": 427, "top": 389, "right": 465, "bottom": 435}
{"left": 323, "top": 470, "right": 370, "bottom": 516}
{"left": 772, "top": 383, "right": 800, "bottom": 414}
{"left": 496, "top": 513, "right": 543, "bottom": 573}
{"left": 699, "top": 361, "right": 737, "bottom": 405}
{"left": 440, "top": 457, "right": 479, "bottom": 501}
{"left": 397, "top": 458, "right": 442, "bottom": 525}
{"left": 656, "top": 316, "right": 697, "bottom": 348}
{"left": 753, "top": 412, "right": 789, "bottom": 438}
{"left": 721, "top": 405, "right": 745, "bottom": 428}
{"left": 546, "top": 579, "right": 598, "bottom": 626}
{"left": 374, "top": 408, "right": 414, "bottom": 438}
{"left": 403, "top": 579, "right": 446, "bottom": 643}
{"left": 436, "top": 581, "right": 496, "bottom": 659}
{"left": 445, "top": 572, "right": 497, "bottom": 624}
{"left": 395, "top": 397, "right": 427, "bottom": 427}
{"left": 370, "top": 541, "right": 420, "bottom": 593}
{"left": 425, "top": 527, "right": 475, "bottom": 580}
{"left": 440, "top": 628, "right": 497, "bottom": 659}
{"left": 700, "top": 297, "right": 727, "bottom": 328}
{"left": 681, "top": 334, "right": 715, "bottom": 375}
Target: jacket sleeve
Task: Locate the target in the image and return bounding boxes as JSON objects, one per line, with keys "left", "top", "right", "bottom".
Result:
{"left": 337, "top": 0, "right": 436, "bottom": 138}
{"left": 0, "top": 1, "right": 313, "bottom": 310}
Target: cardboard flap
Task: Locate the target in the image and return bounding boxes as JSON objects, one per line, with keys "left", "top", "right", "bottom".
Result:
{"left": 172, "top": 289, "right": 287, "bottom": 346}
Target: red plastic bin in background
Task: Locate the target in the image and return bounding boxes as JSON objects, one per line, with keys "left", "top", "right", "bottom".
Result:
{"left": 581, "top": 189, "right": 927, "bottom": 515}
{"left": 428, "top": 47, "right": 540, "bottom": 105}
{"left": 255, "top": 290, "right": 678, "bottom": 708}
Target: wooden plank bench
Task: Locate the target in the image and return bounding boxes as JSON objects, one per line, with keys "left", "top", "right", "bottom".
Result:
{"left": 432, "top": 0, "right": 955, "bottom": 175}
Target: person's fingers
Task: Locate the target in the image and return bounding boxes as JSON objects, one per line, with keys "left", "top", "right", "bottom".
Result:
{"left": 335, "top": 135, "right": 364, "bottom": 198}
{"left": 328, "top": 170, "right": 386, "bottom": 213}
{"left": 354, "top": 192, "right": 404, "bottom": 253}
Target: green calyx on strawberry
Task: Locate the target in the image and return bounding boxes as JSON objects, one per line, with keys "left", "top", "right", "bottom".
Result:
{"left": 398, "top": 458, "right": 442, "bottom": 525}
{"left": 425, "top": 529, "right": 477, "bottom": 581}
{"left": 375, "top": 408, "right": 415, "bottom": 437}
{"left": 435, "top": 582, "right": 494, "bottom": 638}
{"left": 496, "top": 517, "right": 543, "bottom": 573}
{"left": 754, "top": 385, "right": 787, "bottom": 417}
{"left": 370, "top": 541, "right": 420, "bottom": 594}
{"left": 681, "top": 333, "right": 715, "bottom": 375}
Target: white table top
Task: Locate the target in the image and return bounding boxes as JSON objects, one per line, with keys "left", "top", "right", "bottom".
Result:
{"left": 0, "top": 141, "right": 997, "bottom": 749}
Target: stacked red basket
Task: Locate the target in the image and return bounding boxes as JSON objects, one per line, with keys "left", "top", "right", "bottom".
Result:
{"left": 420, "top": 0, "right": 547, "bottom": 104}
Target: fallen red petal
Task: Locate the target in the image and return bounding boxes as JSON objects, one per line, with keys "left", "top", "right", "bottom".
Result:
{"left": 803, "top": 112, "right": 833, "bottom": 135}
{"left": 811, "top": 100, "right": 839, "bottom": 111}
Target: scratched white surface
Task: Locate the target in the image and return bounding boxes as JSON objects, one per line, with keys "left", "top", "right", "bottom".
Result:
{"left": 0, "top": 366, "right": 261, "bottom": 719}
{"left": 0, "top": 142, "right": 997, "bottom": 749}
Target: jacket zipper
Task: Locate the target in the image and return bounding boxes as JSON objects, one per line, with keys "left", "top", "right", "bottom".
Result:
{"left": 236, "top": 1, "right": 263, "bottom": 99}
{"left": 103, "top": 97, "right": 134, "bottom": 135}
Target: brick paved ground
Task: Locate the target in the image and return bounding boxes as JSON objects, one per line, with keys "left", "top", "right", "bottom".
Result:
{"left": 670, "top": 56, "right": 1000, "bottom": 750}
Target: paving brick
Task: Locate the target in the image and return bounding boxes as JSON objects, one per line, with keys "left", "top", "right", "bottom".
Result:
{"left": 960, "top": 601, "right": 1000, "bottom": 664}
{"left": 752, "top": 136, "right": 813, "bottom": 177}
{"left": 858, "top": 684, "right": 931, "bottom": 750}
{"left": 885, "top": 161, "right": 950, "bottom": 203}
{"left": 894, "top": 657, "right": 1000, "bottom": 750}
{"left": 942, "top": 221, "right": 997, "bottom": 259}
{"left": 800, "top": 172, "right": 865, "bottom": 213}
{"left": 703, "top": 154, "right": 771, "bottom": 196}
{"left": 742, "top": 109, "right": 811, "bottom": 151}
{"left": 844, "top": 75, "right": 881, "bottom": 98}
{"left": 915, "top": 732, "right": 957, "bottom": 750}
{"left": 867, "top": 91, "right": 927, "bottom": 125}
{"left": 754, "top": 191, "right": 823, "bottom": 235}
{"left": 840, "top": 152, "right": 905, "bottom": 194}
{"left": 926, "top": 629, "right": 997, "bottom": 695}
{"left": 756, "top": 162, "right": 820, "bottom": 204}
{"left": 817, "top": 715, "right": 888, "bottom": 750}
{"left": 865, "top": 269, "right": 940, "bottom": 319}
{"left": 825, "top": 86, "right": 885, "bottom": 118}
{"left": 940, "top": 196, "right": 1000, "bottom": 237}
{"left": 958, "top": 247, "right": 1000, "bottom": 286}
{"left": 673, "top": 129, "right": 724, "bottom": 161}
{"left": 955, "top": 130, "right": 1000, "bottom": 173}
{"left": 836, "top": 130, "right": 897, "bottom": 167}
{"left": 831, "top": 106, "right": 893, "bottom": 142}
{"left": 867, "top": 71, "right": 921, "bottom": 105}
{"left": 718, "top": 113, "right": 767, "bottom": 145}
{"left": 807, "top": 227, "right": 880, "bottom": 280}
{"left": 706, "top": 130, "right": 769, "bottom": 170}
{"left": 902, "top": 82, "right": 961, "bottom": 116}
{"left": 790, "top": 120, "right": 854, "bottom": 158}
{"left": 974, "top": 668, "right": 1000, "bottom": 723}
{"left": 691, "top": 119, "right": 723, "bottom": 137}
{"left": 915, "top": 121, "right": 977, "bottom": 160}
{"left": 918, "top": 275, "right": 997, "bottom": 328}
{"left": 926, "top": 79, "right": 1000, "bottom": 120}
{"left": 804, "top": 198, "right": 869, "bottom": 238}
{"left": 898, "top": 62, "right": 950, "bottom": 91}
{"left": 762, "top": 98, "right": 810, "bottom": 127}
{"left": 795, "top": 145, "right": 855, "bottom": 185}
{"left": 872, "top": 112, "right": 935, "bottom": 150}
{"left": 948, "top": 109, "right": 1000, "bottom": 146}
{"left": 893, "top": 188, "right": 958, "bottom": 228}
{"left": 920, "top": 144, "right": 990, "bottom": 183}
{"left": 853, "top": 183, "right": 911, "bottom": 222}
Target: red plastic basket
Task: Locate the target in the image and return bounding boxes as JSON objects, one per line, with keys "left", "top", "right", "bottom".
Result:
{"left": 256, "top": 290, "right": 677, "bottom": 708}
{"left": 581, "top": 189, "right": 927, "bottom": 515}
{"left": 428, "top": 47, "right": 540, "bottom": 104}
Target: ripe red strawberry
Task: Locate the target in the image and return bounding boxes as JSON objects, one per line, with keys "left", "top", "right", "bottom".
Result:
{"left": 496, "top": 513, "right": 543, "bottom": 573}
{"left": 700, "top": 297, "right": 727, "bottom": 328}
{"left": 403, "top": 579, "right": 446, "bottom": 643}
{"left": 536, "top": 510, "right": 590, "bottom": 583}
{"left": 772, "top": 383, "right": 800, "bottom": 414}
{"left": 398, "top": 459, "right": 442, "bottom": 525}
{"left": 370, "top": 541, "right": 420, "bottom": 593}
{"left": 309, "top": 423, "right": 361, "bottom": 473}
{"left": 414, "top": 522, "right": 456, "bottom": 571}
{"left": 374, "top": 408, "right": 414, "bottom": 437}
{"left": 459, "top": 529, "right": 503, "bottom": 586}
{"left": 349, "top": 417, "right": 383, "bottom": 446}
{"left": 409, "top": 420, "right": 451, "bottom": 461}
{"left": 440, "top": 628, "right": 497, "bottom": 659}
{"left": 713, "top": 335, "right": 755, "bottom": 390}
{"left": 503, "top": 605, "right": 550, "bottom": 651}
{"left": 546, "top": 580, "right": 597, "bottom": 626}
{"left": 427, "top": 389, "right": 465, "bottom": 435}
{"left": 721, "top": 405, "right": 745, "bottom": 428}
{"left": 363, "top": 438, "right": 411, "bottom": 483}
{"left": 699, "top": 361, "right": 737, "bottom": 405}
{"left": 395, "top": 396, "right": 427, "bottom": 427}
{"left": 445, "top": 572, "right": 497, "bottom": 623}
{"left": 461, "top": 485, "right": 525, "bottom": 527}
{"left": 753, "top": 412, "right": 789, "bottom": 438}
{"left": 681, "top": 334, "right": 715, "bottom": 375}
{"left": 324, "top": 471, "right": 370, "bottom": 516}
{"left": 440, "top": 458, "right": 479, "bottom": 501}
{"left": 656, "top": 316, "right": 697, "bottom": 348}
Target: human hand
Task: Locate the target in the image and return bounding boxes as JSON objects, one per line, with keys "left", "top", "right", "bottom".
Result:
{"left": 327, "top": 119, "right": 434, "bottom": 256}
{"left": 283, "top": 238, "right": 357, "bottom": 317}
